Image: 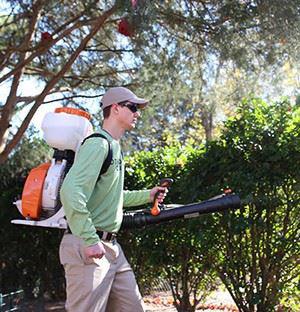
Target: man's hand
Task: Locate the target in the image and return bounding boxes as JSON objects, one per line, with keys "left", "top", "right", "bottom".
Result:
{"left": 84, "top": 241, "right": 106, "bottom": 259}
{"left": 150, "top": 186, "right": 168, "bottom": 203}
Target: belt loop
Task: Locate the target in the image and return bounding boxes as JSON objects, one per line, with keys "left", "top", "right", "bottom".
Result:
{"left": 102, "top": 232, "right": 108, "bottom": 241}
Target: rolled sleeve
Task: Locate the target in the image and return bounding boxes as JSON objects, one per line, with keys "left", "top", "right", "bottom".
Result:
{"left": 123, "top": 189, "right": 151, "bottom": 207}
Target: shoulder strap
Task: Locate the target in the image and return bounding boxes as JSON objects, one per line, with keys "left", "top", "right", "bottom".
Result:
{"left": 81, "top": 133, "right": 113, "bottom": 180}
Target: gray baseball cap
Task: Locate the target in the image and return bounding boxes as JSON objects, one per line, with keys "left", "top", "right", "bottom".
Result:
{"left": 101, "top": 87, "right": 148, "bottom": 109}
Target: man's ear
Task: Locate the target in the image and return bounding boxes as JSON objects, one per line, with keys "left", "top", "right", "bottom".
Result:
{"left": 111, "top": 103, "right": 119, "bottom": 115}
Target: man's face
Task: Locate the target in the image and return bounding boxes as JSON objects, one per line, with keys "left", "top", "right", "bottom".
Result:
{"left": 116, "top": 102, "right": 142, "bottom": 130}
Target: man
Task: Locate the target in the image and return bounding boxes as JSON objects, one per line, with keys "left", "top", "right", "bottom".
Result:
{"left": 59, "top": 87, "right": 167, "bottom": 312}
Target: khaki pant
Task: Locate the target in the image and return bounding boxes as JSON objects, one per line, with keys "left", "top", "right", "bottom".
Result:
{"left": 59, "top": 233, "right": 145, "bottom": 312}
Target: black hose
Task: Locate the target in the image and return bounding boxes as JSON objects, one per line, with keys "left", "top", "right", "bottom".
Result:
{"left": 121, "top": 194, "right": 241, "bottom": 230}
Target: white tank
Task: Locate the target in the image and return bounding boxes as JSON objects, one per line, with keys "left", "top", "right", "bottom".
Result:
{"left": 42, "top": 107, "right": 93, "bottom": 152}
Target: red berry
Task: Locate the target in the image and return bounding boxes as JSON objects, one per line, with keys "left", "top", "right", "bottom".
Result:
{"left": 118, "top": 18, "right": 134, "bottom": 37}
{"left": 41, "top": 32, "right": 52, "bottom": 41}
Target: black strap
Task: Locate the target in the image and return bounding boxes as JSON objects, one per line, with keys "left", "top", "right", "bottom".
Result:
{"left": 81, "top": 133, "right": 112, "bottom": 180}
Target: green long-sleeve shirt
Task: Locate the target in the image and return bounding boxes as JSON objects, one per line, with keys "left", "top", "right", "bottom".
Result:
{"left": 60, "top": 129, "right": 151, "bottom": 246}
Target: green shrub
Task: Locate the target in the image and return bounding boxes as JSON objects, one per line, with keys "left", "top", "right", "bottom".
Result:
{"left": 123, "top": 98, "right": 300, "bottom": 311}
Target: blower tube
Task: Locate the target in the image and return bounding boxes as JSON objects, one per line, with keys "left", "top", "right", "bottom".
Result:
{"left": 121, "top": 194, "right": 241, "bottom": 230}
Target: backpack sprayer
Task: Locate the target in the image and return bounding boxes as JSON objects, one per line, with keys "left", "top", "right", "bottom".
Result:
{"left": 12, "top": 107, "right": 93, "bottom": 229}
{"left": 11, "top": 107, "right": 241, "bottom": 231}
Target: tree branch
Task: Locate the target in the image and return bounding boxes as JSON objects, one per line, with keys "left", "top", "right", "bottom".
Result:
{"left": 0, "top": 0, "right": 43, "bottom": 148}
{"left": 42, "top": 93, "right": 103, "bottom": 104}
{"left": 84, "top": 47, "right": 134, "bottom": 53}
{"left": 0, "top": 14, "right": 103, "bottom": 84}
{"left": 0, "top": 4, "right": 118, "bottom": 164}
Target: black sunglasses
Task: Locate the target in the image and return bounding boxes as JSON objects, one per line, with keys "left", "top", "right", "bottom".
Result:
{"left": 118, "top": 101, "right": 139, "bottom": 113}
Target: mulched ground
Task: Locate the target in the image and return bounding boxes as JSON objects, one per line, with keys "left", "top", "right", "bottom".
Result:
{"left": 143, "top": 291, "right": 238, "bottom": 312}
{"left": 22, "top": 290, "right": 238, "bottom": 311}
